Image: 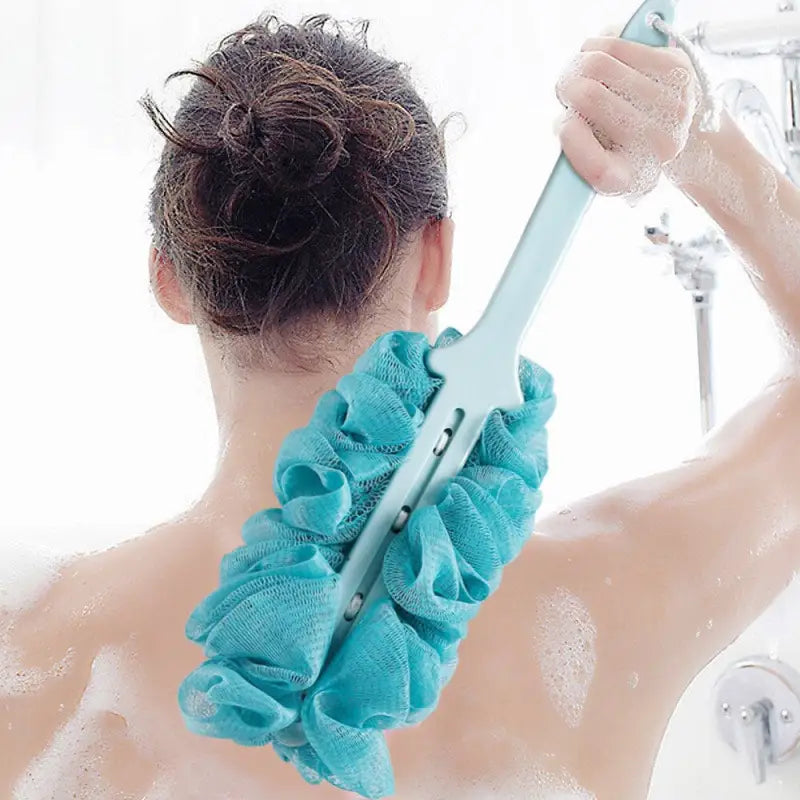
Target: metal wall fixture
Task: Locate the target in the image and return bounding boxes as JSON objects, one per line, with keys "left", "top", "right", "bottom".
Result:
{"left": 642, "top": 212, "right": 729, "bottom": 434}
{"left": 686, "top": 0, "right": 800, "bottom": 185}
{"left": 715, "top": 656, "right": 800, "bottom": 784}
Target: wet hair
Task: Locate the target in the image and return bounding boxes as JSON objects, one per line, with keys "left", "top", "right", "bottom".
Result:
{"left": 140, "top": 12, "right": 453, "bottom": 366}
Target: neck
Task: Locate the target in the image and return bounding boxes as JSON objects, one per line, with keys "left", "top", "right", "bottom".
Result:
{"left": 188, "top": 311, "right": 432, "bottom": 548}
{"left": 195, "top": 349, "right": 354, "bottom": 539}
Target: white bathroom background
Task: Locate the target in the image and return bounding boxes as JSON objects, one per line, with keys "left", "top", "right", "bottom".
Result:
{"left": 0, "top": 0, "right": 796, "bottom": 795}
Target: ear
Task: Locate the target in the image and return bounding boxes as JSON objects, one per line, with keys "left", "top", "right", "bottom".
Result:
{"left": 149, "top": 245, "right": 193, "bottom": 325}
{"left": 415, "top": 216, "right": 454, "bottom": 314}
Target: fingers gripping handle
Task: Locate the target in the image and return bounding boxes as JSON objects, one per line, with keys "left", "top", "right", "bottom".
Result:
{"left": 472, "top": 0, "right": 676, "bottom": 354}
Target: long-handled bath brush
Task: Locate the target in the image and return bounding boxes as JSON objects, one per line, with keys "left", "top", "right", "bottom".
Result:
{"left": 328, "top": 0, "right": 675, "bottom": 654}
{"left": 179, "top": 2, "right": 676, "bottom": 797}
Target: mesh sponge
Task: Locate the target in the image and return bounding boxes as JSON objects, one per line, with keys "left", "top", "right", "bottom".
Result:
{"left": 178, "top": 328, "right": 555, "bottom": 798}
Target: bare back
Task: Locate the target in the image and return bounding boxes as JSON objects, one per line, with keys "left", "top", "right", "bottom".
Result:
{"left": 4, "top": 372, "right": 800, "bottom": 799}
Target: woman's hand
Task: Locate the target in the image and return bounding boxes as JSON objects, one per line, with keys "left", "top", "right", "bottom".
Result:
{"left": 555, "top": 37, "right": 701, "bottom": 198}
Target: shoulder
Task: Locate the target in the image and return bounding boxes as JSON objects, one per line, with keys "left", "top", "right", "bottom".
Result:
{"left": 384, "top": 491, "right": 675, "bottom": 797}
{"left": 0, "top": 524, "right": 369, "bottom": 800}
{"left": 0, "top": 539, "right": 97, "bottom": 797}
{"left": 0, "top": 522, "right": 215, "bottom": 796}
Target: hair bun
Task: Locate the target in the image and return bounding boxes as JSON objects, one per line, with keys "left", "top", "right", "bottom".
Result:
{"left": 218, "top": 101, "right": 258, "bottom": 151}
{"left": 142, "top": 13, "right": 450, "bottom": 352}
{"left": 217, "top": 61, "right": 351, "bottom": 194}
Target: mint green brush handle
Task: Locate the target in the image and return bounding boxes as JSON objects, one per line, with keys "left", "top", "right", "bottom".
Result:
{"left": 463, "top": 0, "right": 676, "bottom": 370}
{"left": 321, "top": 0, "right": 676, "bottom": 680}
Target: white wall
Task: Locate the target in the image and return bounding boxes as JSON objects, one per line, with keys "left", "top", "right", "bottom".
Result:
{"left": 0, "top": 0, "right": 797, "bottom": 794}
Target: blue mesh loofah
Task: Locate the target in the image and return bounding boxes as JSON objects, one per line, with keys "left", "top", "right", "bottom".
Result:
{"left": 178, "top": 328, "right": 555, "bottom": 798}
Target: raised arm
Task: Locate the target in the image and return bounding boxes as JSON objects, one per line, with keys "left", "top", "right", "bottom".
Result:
{"left": 548, "top": 36, "right": 800, "bottom": 609}
{"left": 556, "top": 35, "right": 800, "bottom": 352}
{"left": 515, "top": 36, "right": 800, "bottom": 798}
{"left": 664, "top": 107, "right": 800, "bottom": 347}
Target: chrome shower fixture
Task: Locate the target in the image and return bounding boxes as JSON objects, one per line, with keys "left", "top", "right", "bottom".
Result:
{"left": 685, "top": 2, "right": 800, "bottom": 184}
{"left": 643, "top": 211, "right": 730, "bottom": 434}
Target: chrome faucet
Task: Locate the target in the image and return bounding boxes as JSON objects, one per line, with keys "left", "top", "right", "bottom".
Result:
{"left": 718, "top": 78, "right": 800, "bottom": 185}
{"left": 685, "top": 1, "right": 800, "bottom": 187}
{"left": 715, "top": 657, "right": 800, "bottom": 784}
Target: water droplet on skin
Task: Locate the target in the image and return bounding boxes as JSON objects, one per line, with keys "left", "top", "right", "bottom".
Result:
{"left": 706, "top": 618, "right": 714, "bottom": 630}
{"left": 628, "top": 671, "right": 639, "bottom": 689}
{"left": 695, "top": 630, "right": 701, "bottom": 638}
{"left": 559, "top": 508, "right": 572, "bottom": 516}
{"left": 604, "top": 576, "right": 613, "bottom": 586}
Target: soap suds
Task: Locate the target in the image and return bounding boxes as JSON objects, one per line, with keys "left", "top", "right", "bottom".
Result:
{"left": 0, "top": 539, "right": 64, "bottom": 612}
{"left": 663, "top": 134, "right": 749, "bottom": 220}
{"left": 0, "top": 636, "right": 74, "bottom": 697}
{"left": 477, "top": 734, "right": 594, "bottom": 800}
{"left": 13, "top": 643, "right": 281, "bottom": 800}
{"left": 756, "top": 164, "right": 800, "bottom": 292}
{"left": 533, "top": 587, "right": 597, "bottom": 728}
{"left": 665, "top": 142, "right": 800, "bottom": 307}
{"left": 0, "top": 539, "right": 71, "bottom": 697}
{"left": 12, "top": 648, "right": 131, "bottom": 800}
{"left": 142, "top": 759, "right": 268, "bottom": 800}
{"left": 556, "top": 52, "right": 701, "bottom": 202}
{"left": 414, "top": 729, "right": 595, "bottom": 800}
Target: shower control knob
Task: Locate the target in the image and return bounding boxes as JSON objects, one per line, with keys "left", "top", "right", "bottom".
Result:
{"left": 715, "top": 656, "right": 800, "bottom": 784}
{"left": 735, "top": 700, "right": 770, "bottom": 784}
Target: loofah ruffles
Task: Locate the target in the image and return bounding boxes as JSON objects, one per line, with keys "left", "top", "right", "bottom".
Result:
{"left": 178, "top": 328, "right": 555, "bottom": 798}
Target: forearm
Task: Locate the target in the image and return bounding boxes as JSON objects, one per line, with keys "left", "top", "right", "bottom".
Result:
{"left": 664, "top": 110, "right": 800, "bottom": 348}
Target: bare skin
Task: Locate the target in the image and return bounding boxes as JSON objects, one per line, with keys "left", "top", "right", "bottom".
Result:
{"left": 3, "top": 38, "right": 800, "bottom": 800}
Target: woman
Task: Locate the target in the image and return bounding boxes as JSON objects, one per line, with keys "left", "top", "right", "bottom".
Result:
{"left": 3, "top": 12, "right": 800, "bottom": 800}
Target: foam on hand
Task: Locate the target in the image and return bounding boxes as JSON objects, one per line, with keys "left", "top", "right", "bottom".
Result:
{"left": 556, "top": 51, "right": 702, "bottom": 203}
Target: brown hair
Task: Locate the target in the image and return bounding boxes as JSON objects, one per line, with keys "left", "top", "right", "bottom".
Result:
{"left": 140, "top": 13, "right": 453, "bottom": 365}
